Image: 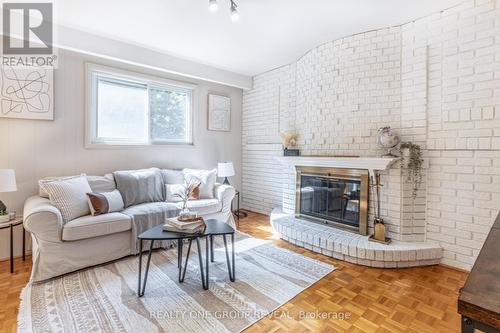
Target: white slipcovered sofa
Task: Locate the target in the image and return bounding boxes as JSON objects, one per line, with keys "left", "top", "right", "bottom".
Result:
{"left": 23, "top": 168, "right": 236, "bottom": 282}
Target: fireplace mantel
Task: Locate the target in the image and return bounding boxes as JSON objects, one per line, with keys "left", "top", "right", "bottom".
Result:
{"left": 275, "top": 156, "right": 400, "bottom": 175}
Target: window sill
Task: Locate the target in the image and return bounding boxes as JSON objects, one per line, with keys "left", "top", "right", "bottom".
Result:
{"left": 84, "top": 142, "right": 197, "bottom": 149}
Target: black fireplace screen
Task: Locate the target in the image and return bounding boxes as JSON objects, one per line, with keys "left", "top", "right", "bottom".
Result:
{"left": 299, "top": 175, "right": 361, "bottom": 228}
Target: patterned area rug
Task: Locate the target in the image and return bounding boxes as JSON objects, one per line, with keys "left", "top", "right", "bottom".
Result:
{"left": 18, "top": 232, "right": 334, "bottom": 333}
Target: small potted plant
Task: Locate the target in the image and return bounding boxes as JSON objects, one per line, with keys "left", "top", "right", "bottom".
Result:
{"left": 399, "top": 142, "right": 423, "bottom": 198}
{"left": 0, "top": 210, "right": 10, "bottom": 223}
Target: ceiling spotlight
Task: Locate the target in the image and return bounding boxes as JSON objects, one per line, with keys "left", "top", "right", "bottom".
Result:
{"left": 209, "top": 0, "right": 218, "bottom": 12}
{"left": 230, "top": 0, "right": 239, "bottom": 22}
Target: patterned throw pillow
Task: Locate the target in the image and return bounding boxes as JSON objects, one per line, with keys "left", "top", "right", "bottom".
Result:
{"left": 86, "top": 190, "right": 124, "bottom": 216}
{"left": 38, "top": 174, "right": 86, "bottom": 198}
{"left": 39, "top": 176, "right": 92, "bottom": 223}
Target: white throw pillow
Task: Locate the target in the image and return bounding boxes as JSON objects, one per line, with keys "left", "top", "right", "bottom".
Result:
{"left": 39, "top": 176, "right": 92, "bottom": 223}
{"left": 182, "top": 168, "right": 217, "bottom": 199}
{"left": 86, "top": 189, "right": 124, "bottom": 216}
{"left": 165, "top": 184, "right": 185, "bottom": 202}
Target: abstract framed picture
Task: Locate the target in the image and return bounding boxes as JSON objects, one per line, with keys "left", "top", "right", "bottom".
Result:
{"left": 208, "top": 93, "right": 230, "bottom": 131}
{"left": 0, "top": 66, "right": 54, "bottom": 120}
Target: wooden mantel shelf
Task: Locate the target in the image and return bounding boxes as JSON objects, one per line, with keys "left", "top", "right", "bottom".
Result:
{"left": 275, "top": 156, "right": 400, "bottom": 175}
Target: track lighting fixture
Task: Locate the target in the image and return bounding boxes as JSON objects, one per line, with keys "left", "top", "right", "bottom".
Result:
{"left": 208, "top": 0, "right": 218, "bottom": 12}
{"left": 230, "top": 0, "right": 239, "bottom": 22}
{"left": 208, "top": 0, "right": 239, "bottom": 22}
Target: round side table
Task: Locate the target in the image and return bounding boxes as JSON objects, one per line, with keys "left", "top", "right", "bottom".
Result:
{"left": 0, "top": 218, "right": 25, "bottom": 273}
{"left": 233, "top": 190, "right": 248, "bottom": 220}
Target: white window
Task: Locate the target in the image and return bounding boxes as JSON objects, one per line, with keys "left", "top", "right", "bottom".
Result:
{"left": 86, "top": 64, "right": 195, "bottom": 146}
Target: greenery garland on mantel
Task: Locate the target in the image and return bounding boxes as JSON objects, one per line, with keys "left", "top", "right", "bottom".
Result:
{"left": 398, "top": 142, "right": 423, "bottom": 198}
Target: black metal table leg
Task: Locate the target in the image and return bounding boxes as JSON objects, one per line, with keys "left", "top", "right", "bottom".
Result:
{"left": 10, "top": 224, "right": 13, "bottom": 273}
{"left": 223, "top": 234, "right": 235, "bottom": 282}
{"left": 195, "top": 238, "right": 207, "bottom": 289}
{"left": 232, "top": 233, "right": 235, "bottom": 281}
{"left": 138, "top": 239, "right": 143, "bottom": 295}
{"left": 178, "top": 240, "right": 183, "bottom": 282}
{"left": 177, "top": 240, "right": 181, "bottom": 268}
{"left": 180, "top": 239, "right": 192, "bottom": 282}
{"left": 22, "top": 227, "right": 25, "bottom": 261}
{"left": 139, "top": 240, "right": 154, "bottom": 297}
{"left": 210, "top": 235, "right": 214, "bottom": 262}
{"left": 205, "top": 236, "right": 210, "bottom": 290}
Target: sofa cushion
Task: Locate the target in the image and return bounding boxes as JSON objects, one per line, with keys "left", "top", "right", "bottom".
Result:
{"left": 121, "top": 201, "right": 179, "bottom": 216}
{"left": 174, "top": 199, "right": 222, "bottom": 216}
{"left": 62, "top": 212, "right": 132, "bottom": 241}
{"left": 113, "top": 168, "right": 164, "bottom": 207}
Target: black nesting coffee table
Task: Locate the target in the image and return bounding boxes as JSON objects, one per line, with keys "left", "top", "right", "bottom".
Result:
{"left": 137, "top": 219, "right": 235, "bottom": 296}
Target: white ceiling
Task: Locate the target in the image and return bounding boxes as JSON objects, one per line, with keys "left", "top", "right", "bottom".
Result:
{"left": 56, "top": 0, "right": 464, "bottom": 76}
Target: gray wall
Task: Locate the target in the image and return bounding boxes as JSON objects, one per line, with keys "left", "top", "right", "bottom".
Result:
{"left": 0, "top": 48, "right": 243, "bottom": 260}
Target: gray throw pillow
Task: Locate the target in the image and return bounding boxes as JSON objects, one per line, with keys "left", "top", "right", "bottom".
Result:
{"left": 113, "top": 168, "right": 164, "bottom": 207}
{"left": 87, "top": 173, "right": 116, "bottom": 193}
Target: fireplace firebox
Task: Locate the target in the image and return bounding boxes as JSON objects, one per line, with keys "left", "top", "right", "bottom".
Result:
{"left": 295, "top": 166, "right": 368, "bottom": 235}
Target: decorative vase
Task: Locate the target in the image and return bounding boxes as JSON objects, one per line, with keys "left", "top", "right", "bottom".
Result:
{"left": 179, "top": 201, "right": 191, "bottom": 219}
{"left": 377, "top": 126, "right": 400, "bottom": 157}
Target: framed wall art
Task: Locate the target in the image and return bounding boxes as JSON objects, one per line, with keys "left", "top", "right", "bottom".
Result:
{"left": 207, "top": 93, "right": 230, "bottom": 131}
{"left": 0, "top": 66, "right": 54, "bottom": 120}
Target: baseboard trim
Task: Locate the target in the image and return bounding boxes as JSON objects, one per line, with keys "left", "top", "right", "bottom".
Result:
{"left": 0, "top": 251, "right": 32, "bottom": 263}
{"left": 438, "top": 263, "right": 470, "bottom": 274}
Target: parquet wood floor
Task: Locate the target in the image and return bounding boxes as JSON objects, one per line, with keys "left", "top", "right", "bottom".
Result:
{"left": 0, "top": 210, "right": 468, "bottom": 333}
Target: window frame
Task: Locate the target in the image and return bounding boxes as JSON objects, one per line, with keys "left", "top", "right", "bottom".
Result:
{"left": 85, "top": 63, "right": 197, "bottom": 148}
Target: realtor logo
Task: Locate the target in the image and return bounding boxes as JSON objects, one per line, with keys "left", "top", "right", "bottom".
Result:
{"left": 1, "top": 2, "right": 56, "bottom": 67}
{"left": 2, "top": 2, "right": 53, "bottom": 54}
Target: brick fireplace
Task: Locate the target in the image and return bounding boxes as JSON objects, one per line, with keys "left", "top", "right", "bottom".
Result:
{"left": 269, "top": 156, "right": 443, "bottom": 268}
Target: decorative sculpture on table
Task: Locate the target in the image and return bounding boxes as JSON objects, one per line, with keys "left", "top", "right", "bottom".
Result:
{"left": 377, "top": 126, "right": 400, "bottom": 157}
{"left": 280, "top": 131, "right": 299, "bottom": 156}
{"left": 174, "top": 177, "right": 201, "bottom": 221}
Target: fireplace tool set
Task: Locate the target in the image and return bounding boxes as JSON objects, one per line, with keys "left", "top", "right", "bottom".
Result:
{"left": 369, "top": 173, "right": 391, "bottom": 244}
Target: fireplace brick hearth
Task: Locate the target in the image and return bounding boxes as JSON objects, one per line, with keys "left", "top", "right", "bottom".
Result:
{"left": 271, "top": 208, "right": 442, "bottom": 268}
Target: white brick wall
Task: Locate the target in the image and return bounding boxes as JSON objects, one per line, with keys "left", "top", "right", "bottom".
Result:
{"left": 242, "top": 0, "right": 500, "bottom": 270}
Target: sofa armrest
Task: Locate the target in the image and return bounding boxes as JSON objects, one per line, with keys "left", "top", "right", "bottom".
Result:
{"left": 213, "top": 183, "right": 235, "bottom": 213}
{"left": 23, "top": 196, "right": 63, "bottom": 242}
